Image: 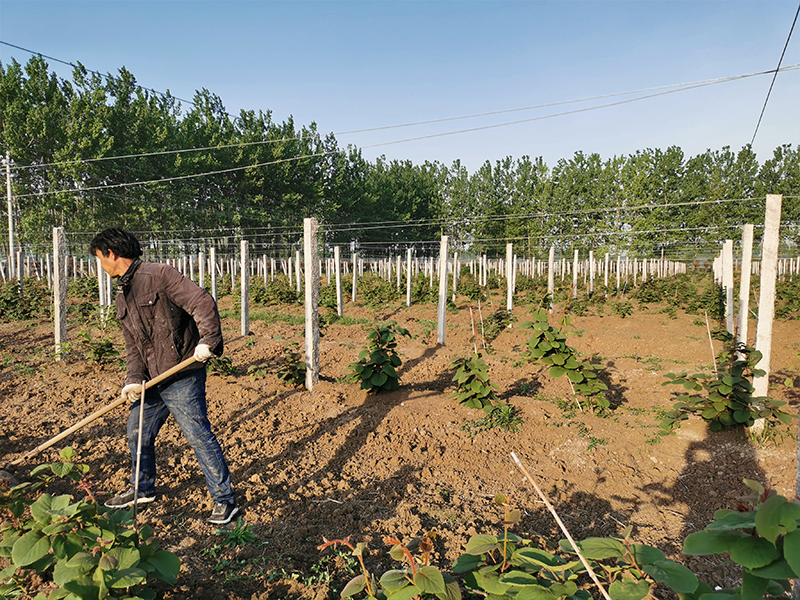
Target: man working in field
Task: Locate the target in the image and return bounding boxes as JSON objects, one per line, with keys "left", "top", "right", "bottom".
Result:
{"left": 90, "top": 228, "right": 238, "bottom": 525}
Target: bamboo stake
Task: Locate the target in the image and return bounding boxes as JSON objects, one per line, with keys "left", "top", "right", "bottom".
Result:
{"left": 704, "top": 311, "right": 718, "bottom": 377}
{"left": 510, "top": 452, "right": 612, "bottom": 600}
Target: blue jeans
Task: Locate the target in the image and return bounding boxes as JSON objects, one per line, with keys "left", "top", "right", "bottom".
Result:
{"left": 127, "top": 367, "right": 236, "bottom": 505}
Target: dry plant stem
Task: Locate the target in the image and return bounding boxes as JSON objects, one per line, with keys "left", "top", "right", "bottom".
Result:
{"left": 469, "top": 306, "right": 478, "bottom": 354}
{"left": 704, "top": 311, "right": 718, "bottom": 378}
{"left": 510, "top": 452, "right": 612, "bottom": 600}
{"left": 478, "top": 300, "right": 487, "bottom": 349}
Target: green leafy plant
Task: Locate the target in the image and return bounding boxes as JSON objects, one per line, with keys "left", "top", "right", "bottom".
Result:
{"left": 78, "top": 331, "right": 120, "bottom": 364}
{"left": 608, "top": 301, "right": 633, "bottom": 318}
{"left": 661, "top": 344, "right": 794, "bottom": 433}
{"left": 276, "top": 342, "right": 306, "bottom": 386}
{"left": 318, "top": 534, "right": 460, "bottom": 600}
{"left": 0, "top": 280, "right": 50, "bottom": 323}
{"left": 217, "top": 519, "right": 255, "bottom": 548}
{"left": 461, "top": 404, "right": 523, "bottom": 436}
{"left": 450, "top": 353, "right": 499, "bottom": 412}
{"left": 246, "top": 365, "right": 268, "bottom": 381}
{"left": 0, "top": 447, "right": 180, "bottom": 599}
{"left": 206, "top": 356, "right": 236, "bottom": 376}
{"left": 454, "top": 493, "right": 697, "bottom": 600}
{"left": 251, "top": 274, "right": 298, "bottom": 305}
{"left": 682, "top": 479, "right": 800, "bottom": 600}
{"left": 347, "top": 322, "right": 410, "bottom": 393}
{"left": 521, "top": 309, "right": 609, "bottom": 412}
{"left": 484, "top": 309, "right": 514, "bottom": 342}
{"left": 358, "top": 274, "right": 400, "bottom": 308}
{"left": 411, "top": 274, "right": 438, "bottom": 304}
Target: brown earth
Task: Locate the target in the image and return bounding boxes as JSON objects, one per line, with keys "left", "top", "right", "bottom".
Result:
{"left": 1, "top": 292, "right": 798, "bottom": 599}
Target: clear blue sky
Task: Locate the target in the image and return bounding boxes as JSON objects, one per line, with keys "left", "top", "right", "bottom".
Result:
{"left": 1, "top": 0, "right": 799, "bottom": 172}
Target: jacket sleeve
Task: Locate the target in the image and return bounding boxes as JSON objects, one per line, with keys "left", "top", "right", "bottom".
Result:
{"left": 158, "top": 264, "right": 224, "bottom": 356}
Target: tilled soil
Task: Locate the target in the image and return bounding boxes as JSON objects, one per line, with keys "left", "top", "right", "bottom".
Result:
{"left": 1, "top": 294, "right": 798, "bottom": 599}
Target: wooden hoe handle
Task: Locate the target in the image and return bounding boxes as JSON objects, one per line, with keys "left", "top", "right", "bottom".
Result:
{"left": 9, "top": 356, "right": 198, "bottom": 466}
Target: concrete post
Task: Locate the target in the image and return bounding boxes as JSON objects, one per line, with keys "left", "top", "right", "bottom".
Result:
{"left": 53, "top": 228, "right": 67, "bottom": 359}
{"left": 304, "top": 218, "right": 320, "bottom": 390}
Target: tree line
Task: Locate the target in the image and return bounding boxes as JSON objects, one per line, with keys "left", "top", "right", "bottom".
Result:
{"left": 1, "top": 56, "right": 799, "bottom": 259}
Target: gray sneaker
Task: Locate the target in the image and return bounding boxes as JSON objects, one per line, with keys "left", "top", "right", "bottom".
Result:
{"left": 207, "top": 503, "right": 239, "bottom": 525}
{"left": 104, "top": 489, "right": 156, "bottom": 509}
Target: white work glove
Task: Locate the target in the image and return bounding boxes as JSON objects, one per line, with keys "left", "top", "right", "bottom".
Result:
{"left": 193, "top": 343, "right": 214, "bottom": 363}
{"left": 121, "top": 383, "right": 144, "bottom": 402}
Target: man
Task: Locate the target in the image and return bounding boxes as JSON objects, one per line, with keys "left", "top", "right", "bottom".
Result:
{"left": 90, "top": 228, "right": 238, "bottom": 525}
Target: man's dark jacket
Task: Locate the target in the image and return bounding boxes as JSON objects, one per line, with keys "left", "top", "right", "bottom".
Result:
{"left": 115, "top": 261, "right": 223, "bottom": 386}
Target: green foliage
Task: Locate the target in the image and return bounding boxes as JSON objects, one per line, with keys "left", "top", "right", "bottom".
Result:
{"left": 450, "top": 353, "right": 499, "bottom": 412}
{"left": 318, "top": 533, "right": 459, "bottom": 600}
{"left": 206, "top": 356, "right": 236, "bottom": 376}
{"left": 456, "top": 493, "right": 697, "bottom": 600}
{"left": 484, "top": 309, "right": 514, "bottom": 342}
{"left": 216, "top": 519, "right": 255, "bottom": 548}
{"left": 67, "top": 277, "right": 100, "bottom": 299}
{"left": 77, "top": 331, "right": 120, "bottom": 364}
{"left": 461, "top": 404, "right": 523, "bottom": 436}
{"left": 521, "top": 309, "right": 610, "bottom": 412}
{"left": 319, "top": 283, "right": 338, "bottom": 312}
{"left": 683, "top": 480, "right": 800, "bottom": 600}
{"left": 456, "top": 274, "right": 485, "bottom": 302}
{"left": 609, "top": 301, "right": 634, "bottom": 318}
{"left": 411, "top": 274, "right": 438, "bottom": 304}
{"left": 251, "top": 275, "right": 298, "bottom": 305}
{"left": 276, "top": 343, "right": 306, "bottom": 386}
{"left": 775, "top": 278, "right": 800, "bottom": 319}
{"left": 0, "top": 447, "right": 180, "bottom": 599}
{"left": 357, "top": 274, "right": 400, "bottom": 308}
{"left": 661, "top": 344, "right": 794, "bottom": 433}
{"left": 0, "top": 280, "right": 50, "bottom": 322}
{"left": 347, "top": 322, "right": 410, "bottom": 393}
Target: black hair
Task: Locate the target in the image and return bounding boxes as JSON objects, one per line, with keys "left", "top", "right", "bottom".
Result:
{"left": 89, "top": 228, "right": 143, "bottom": 259}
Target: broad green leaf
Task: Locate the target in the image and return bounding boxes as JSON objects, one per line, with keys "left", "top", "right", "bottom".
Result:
{"left": 683, "top": 530, "right": 747, "bottom": 555}
{"left": 149, "top": 550, "right": 180, "bottom": 583}
{"left": 341, "top": 574, "right": 367, "bottom": 598}
{"left": 465, "top": 534, "right": 501, "bottom": 555}
{"left": 784, "top": 529, "right": 800, "bottom": 577}
{"left": 452, "top": 553, "right": 483, "bottom": 573}
{"left": 11, "top": 530, "right": 50, "bottom": 567}
{"left": 577, "top": 537, "right": 625, "bottom": 560}
{"left": 642, "top": 559, "right": 698, "bottom": 593}
{"left": 463, "top": 570, "right": 509, "bottom": 595}
{"left": 706, "top": 511, "right": 756, "bottom": 531}
{"left": 514, "top": 584, "right": 558, "bottom": 600}
{"left": 628, "top": 544, "right": 665, "bottom": 565}
{"left": 107, "top": 567, "right": 147, "bottom": 588}
{"left": 609, "top": 578, "right": 651, "bottom": 600}
{"left": 380, "top": 569, "right": 411, "bottom": 592}
{"left": 729, "top": 536, "right": 779, "bottom": 569}
{"left": 755, "top": 494, "right": 791, "bottom": 543}
{"left": 370, "top": 372, "right": 388, "bottom": 387}
{"left": 387, "top": 584, "right": 423, "bottom": 600}
{"left": 414, "top": 566, "right": 446, "bottom": 594}
{"left": 499, "top": 570, "right": 541, "bottom": 586}
{"left": 740, "top": 571, "right": 768, "bottom": 600}
{"left": 549, "top": 366, "right": 566, "bottom": 378}
{"left": 749, "top": 557, "right": 798, "bottom": 580}
{"left": 440, "top": 574, "right": 463, "bottom": 600}
{"left": 549, "top": 581, "right": 578, "bottom": 597}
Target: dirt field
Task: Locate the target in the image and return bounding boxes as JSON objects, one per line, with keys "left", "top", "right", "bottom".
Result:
{"left": 1, "top": 291, "right": 798, "bottom": 599}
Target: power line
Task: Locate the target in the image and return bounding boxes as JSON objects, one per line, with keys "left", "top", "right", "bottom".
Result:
{"left": 750, "top": 2, "right": 800, "bottom": 146}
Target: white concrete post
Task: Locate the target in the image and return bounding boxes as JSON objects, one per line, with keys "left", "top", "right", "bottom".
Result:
{"left": 406, "top": 248, "right": 413, "bottom": 307}
{"left": 437, "top": 236, "right": 449, "bottom": 345}
{"left": 548, "top": 246, "right": 555, "bottom": 305}
{"left": 334, "top": 246, "right": 343, "bottom": 317}
{"left": 505, "top": 243, "right": 513, "bottom": 312}
{"left": 241, "top": 240, "right": 249, "bottom": 336}
{"left": 737, "top": 225, "right": 754, "bottom": 347}
{"left": 351, "top": 252, "right": 358, "bottom": 303}
{"left": 723, "top": 240, "right": 734, "bottom": 335}
{"left": 210, "top": 247, "right": 217, "bottom": 301}
{"left": 304, "top": 218, "right": 320, "bottom": 390}
{"left": 572, "top": 249, "right": 579, "bottom": 298}
{"left": 53, "top": 228, "right": 67, "bottom": 359}
{"left": 295, "top": 249, "right": 302, "bottom": 295}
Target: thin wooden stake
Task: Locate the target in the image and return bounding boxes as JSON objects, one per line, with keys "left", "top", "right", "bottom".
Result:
{"left": 510, "top": 452, "right": 612, "bottom": 600}
{"left": 704, "top": 311, "right": 718, "bottom": 378}
{"left": 469, "top": 306, "right": 478, "bottom": 354}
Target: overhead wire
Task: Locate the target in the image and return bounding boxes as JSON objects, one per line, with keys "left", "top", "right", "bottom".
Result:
{"left": 750, "top": 1, "right": 800, "bottom": 146}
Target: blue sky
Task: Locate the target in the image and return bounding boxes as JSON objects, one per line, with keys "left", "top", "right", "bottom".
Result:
{"left": 1, "top": 0, "right": 799, "bottom": 172}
